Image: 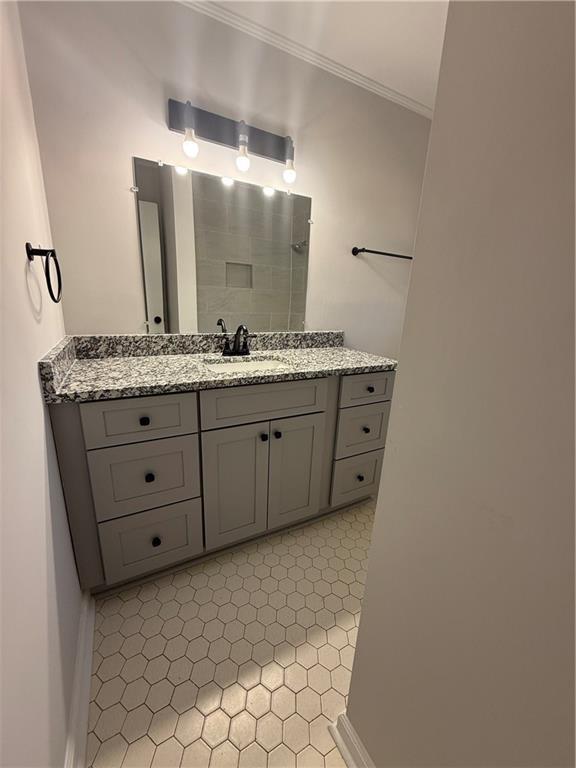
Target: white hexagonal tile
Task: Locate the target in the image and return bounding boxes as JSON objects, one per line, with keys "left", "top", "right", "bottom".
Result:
{"left": 202, "top": 709, "right": 231, "bottom": 748}
{"left": 196, "top": 681, "right": 223, "bottom": 716}
{"left": 175, "top": 707, "right": 204, "bottom": 746}
{"left": 181, "top": 738, "right": 211, "bottom": 768}
{"left": 92, "top": 733, "right": 128, "bottom": 768}
{"left": 221, "top": 683, "right": 247, "bottom": 718}
{"left": 271, "top": 685, "right": 296, "bottom": 720}
{"left": 296, "top": 745, "right": 324, "bottom": 768}
{"left": 255, "top": 711, "right": 283, "bottom": 751}
{"left": 146, "top": 679, "right": 174, "bottom": 713}
{"left": 96, "top": 677, "right": 126, "bottom": 709}
{"left": 151, "top": 736, "right": 183, "bottom": 767}
{"left": 171, "top": 681, "right": 199, "bottom": 714}
{"left": 269, "top": 744, "right": 296, "bottom": 768}
{"left": 144, "top": 656, "right": 169, "bottom": 685}
{"left": 245, "top": 685, "right": 271, "bottom": 718}
{"left": 296, "top": 688, "right": 321, "bottom": 722}
{"left": 229, "top": 710, "right": 256, "bottom": 750}
{"left": 283, "top": 713, "right": 309, "bottom": 753}
{"left": 191, "top": 657, "right": 216, "bottom": 687}
{"left": 94, "top": 703, "right": 127, "bottom": 741}
{"left": 121, "top": 704, "right": 153, "bottom": 744}
{"left": 320, "top": 688, "right": 346, "bottom": 721}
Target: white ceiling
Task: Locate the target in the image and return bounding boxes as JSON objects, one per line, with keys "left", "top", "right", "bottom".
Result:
{"left": 188, "top": 1, "right": 448, "bottom": 117}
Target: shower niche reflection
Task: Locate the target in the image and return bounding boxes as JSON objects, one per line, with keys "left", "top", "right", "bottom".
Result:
{"left": 134, "top": 159, "right": 311, "bottom": 334}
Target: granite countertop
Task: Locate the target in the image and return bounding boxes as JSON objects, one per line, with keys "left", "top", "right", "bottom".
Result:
{"left": 42, "top": 345, "right": 397, "bottom": 403}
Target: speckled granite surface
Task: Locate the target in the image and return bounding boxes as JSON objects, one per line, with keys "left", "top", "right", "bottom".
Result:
{"left": 40, "top": 343, "right": 397, "bottom": 404}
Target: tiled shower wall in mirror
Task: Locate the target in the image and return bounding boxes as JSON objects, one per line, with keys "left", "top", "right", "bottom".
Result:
{"left": 192, "top": 173, "right": 310, "bottom": 333}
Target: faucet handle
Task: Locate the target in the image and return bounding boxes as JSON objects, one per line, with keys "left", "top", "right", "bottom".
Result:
{"left": 216, "top": 318, "right": 228, "bottom": 334}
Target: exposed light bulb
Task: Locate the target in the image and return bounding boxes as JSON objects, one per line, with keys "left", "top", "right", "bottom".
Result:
{"left": 282, "top": 158, "right": 297, "bottom": 184}
{"left": 175, "top": 166, "right": 188, "bottom": 176}
{"left": 221, "top": 177, "right": 235, "bottom": 187}
{"left": 262, "top": 186, "right": 275, "bottom": 197}
{"left": 182, "top": 128, "right": 199, "bottom": 159}
{"left": 236, "top": 144, "right": 250, "bottom": 172}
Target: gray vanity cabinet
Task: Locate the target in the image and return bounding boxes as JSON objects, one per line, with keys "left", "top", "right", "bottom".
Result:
{"left": 202, "top": 422, "right": 270, "bottom": 550}
{"left": 202, "top": 411, "right": 327, "bottom": 550}
{"left": 268, "top": 413, "right": 325, "bottom": 530}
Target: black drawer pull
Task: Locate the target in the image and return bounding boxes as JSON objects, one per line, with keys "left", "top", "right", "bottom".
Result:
{"left": 362, "top": 426, "right": 371, "bottom": 434}
{"left": 151, "top": 536, "right": 162, "bottom": 547}
{"left": 274, "top": 431, "right": 282, "bottom": 439}
{"left": 260, "top": 433, "right": 269, "bottom": 442}
{"left": 357, "top": 474, "right": 365, "bottom": 482}
{"left": 139, "top": 416, "right": 151, "bottom": 426}
{"left": 145, "top": 472, "right": 156, "bottom": 483}
{"left": 366, "top": 385, "right": 375, "bottom": 393}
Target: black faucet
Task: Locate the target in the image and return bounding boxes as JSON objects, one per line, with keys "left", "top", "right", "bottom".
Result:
{"left": 217, "top": 318, "right": 232, "bottom": 356}
{"left": 230, "top": 325, "right": 250, "bottom": 356}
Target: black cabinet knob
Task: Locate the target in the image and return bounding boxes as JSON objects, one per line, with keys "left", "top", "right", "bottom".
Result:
{"left": 151, "top": 536, "right": 162, "bottom": 547}
{"left": 260, "top": 433, "right": 269, "bottom": 442}
{"left": 366, "top": 385, "right": 375, "bottom": 393}
{"left": 145, "top": 472, "right": 155, "bottom": 483}
{"left": 153, "top": 316, "right": 162, "bottom": 325}
{"left": 357, "top": 474, "right": 365, "bottom": 482}
{"left": 362, "top": 426, "right": 371, "bottom": 434}
{"left": 274, "top": 431, "right": 282, "bottom": 439}
{"left": 139, "top": 416, "right": 151, "bottom": 426}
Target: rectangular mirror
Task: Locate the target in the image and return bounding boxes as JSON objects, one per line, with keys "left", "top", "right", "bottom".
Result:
{"left": 134, "top": 159, "right": 311, "bottom": 335}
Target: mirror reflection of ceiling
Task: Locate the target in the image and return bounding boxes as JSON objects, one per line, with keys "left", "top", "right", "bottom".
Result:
{"left": 186, "top": 1, "right": 449, "bottom": 116}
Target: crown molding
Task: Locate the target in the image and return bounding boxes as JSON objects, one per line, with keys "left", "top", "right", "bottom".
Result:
{"left": 181, "top": 1, "right": 434, "bottom": 119}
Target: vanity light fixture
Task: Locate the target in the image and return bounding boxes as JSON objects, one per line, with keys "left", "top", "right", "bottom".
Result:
{"left": 235, "top": 121, "right": 251, "bottom": 172}
{"left": 167, "top": 99, "right": 296, "bottom": 180}
{"left": 282, "top": 137, "right": 297, "bottom": 184}
{"left": 221, "top": 177, "right": 235, "bottom": 187}
{"left": 262, "top": 186, "right": 275, "bottom": 197}
{"left": 174, "top": 166, "right": 188, "bottom": 176}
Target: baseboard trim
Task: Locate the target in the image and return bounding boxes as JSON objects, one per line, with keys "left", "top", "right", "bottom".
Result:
{"left": 329, "top": 714, "right": 375, "bottom": 768}
{"left": 64, "top": 592, "right": 95, "bottom": 768}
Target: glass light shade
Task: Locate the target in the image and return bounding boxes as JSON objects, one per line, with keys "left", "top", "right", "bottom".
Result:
{"left": 182, "top": 128, "right": 200, "bottom": 159}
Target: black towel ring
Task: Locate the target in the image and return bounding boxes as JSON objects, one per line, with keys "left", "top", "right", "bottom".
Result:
{"left": 26, "top": 242, "right": 62, "bottom": 303}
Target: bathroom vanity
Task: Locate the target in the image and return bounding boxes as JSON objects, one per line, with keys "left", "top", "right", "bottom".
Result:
{"left": 40, "top": 332, "right": 396, "bottom": 592}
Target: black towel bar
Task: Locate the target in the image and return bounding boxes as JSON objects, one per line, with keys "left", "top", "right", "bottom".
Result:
{"left": 352, "top": 246, "right": 413, "bottom": 261}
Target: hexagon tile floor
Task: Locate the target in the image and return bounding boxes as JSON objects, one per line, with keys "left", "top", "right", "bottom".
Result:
{"left": 88, "top": 499, "right": 375, "bottom": 768}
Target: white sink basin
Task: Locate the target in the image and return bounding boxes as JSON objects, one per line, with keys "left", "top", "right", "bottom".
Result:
{"left": 204, "top": 358, "right": 289, "bottom": 374}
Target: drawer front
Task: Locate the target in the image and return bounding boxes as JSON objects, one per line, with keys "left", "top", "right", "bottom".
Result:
{"left": 339, "top": 371, "right": 395, "bottom": 408}
{"left": 88, "top": 435, "right": 200, "bottom": 522}
{"left": 335, "top": 401, "right": 391, "bottom": 459}
{"left": 331, "top": 450, "right": 384, "bottom": 507}
{"left": 200, "top": 379, "right": 328, "bottom": 430}
{"left": 81, "top": 393, "right": 198, "bottom": 449}
{"left": 98, "top": 499, "right": 204, "bottom": 584}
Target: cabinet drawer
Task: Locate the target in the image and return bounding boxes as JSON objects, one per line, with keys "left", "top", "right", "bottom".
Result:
{"left": 88, "top": 435, "right": 200, "bottom": 522}
{"left": 339, "top": 371, "right": 395, "bottom": 408}
{"left": 331, "top": 450, "right": 384, "bottom": 507}
{"left": 81, "top": 393, "right": 198, "bottom": 449}
{"left": 335, "top": 401, "right": 391, "bottom": 459}
{"left": 200, "top": 379, "right": 328, "bottom": 430}
{"left": 98, "top": 499, "right": 203, "bottom": 584}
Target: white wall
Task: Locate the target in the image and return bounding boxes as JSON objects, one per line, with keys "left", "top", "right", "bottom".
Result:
{"left": 346, "top": 2, "right": 574, "bottom": 766}
{"left": 19, "top": 1, "right": 430, "bottom": 358}
{"left": 0, "top": 4, "right": 82, "bottom": 766}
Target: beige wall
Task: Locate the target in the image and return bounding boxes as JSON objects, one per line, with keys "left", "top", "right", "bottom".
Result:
{"left": 0, "top": 4, "right": 82, "bottom": 766}
{"left": 347, "top": 2, "right": 574, "bottom": 766}
{"left": 19, "top": 1, "right": 430, "bottom": 358}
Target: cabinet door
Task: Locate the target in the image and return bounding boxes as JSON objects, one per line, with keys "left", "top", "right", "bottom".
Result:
{"left": 202, "top": 422, "right": 269, "bottom": 550}
{"left": 268, "top": 413, "right": 326, "bottom": 530}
